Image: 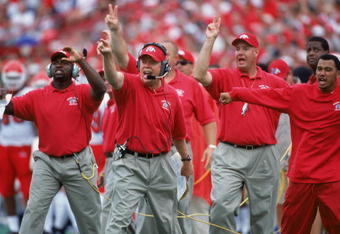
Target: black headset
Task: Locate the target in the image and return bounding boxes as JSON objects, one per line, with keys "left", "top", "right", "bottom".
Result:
{"left": 46, "top": 63, "right": 80, "bottom": 78}
{"left": 137, "top": 42, "right": 170, "bottom": 77}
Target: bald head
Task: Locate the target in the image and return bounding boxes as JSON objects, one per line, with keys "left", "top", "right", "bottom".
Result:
{"left": 160, "top": 41, "right": 179, "bottom": 68}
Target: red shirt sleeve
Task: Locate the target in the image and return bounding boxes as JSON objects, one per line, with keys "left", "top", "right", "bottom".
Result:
{"left": 205, "top": 68, "right": 231, "bottom": 100}
{"left": 192, "top": 83, "right": 215, "bottom": 125}
{"left": 77, "top": 85, "right": 102, "bottom": 114}
{"left": 12, "top": 90, "right": 37, "bottom": 121}
{"left": 172, "top": 95, "right": 187, "bottom": 140}
{"left": 118, "top": 52, "right": 138, "bottom": 74}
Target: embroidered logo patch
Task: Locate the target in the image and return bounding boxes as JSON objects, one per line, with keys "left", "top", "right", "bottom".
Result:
{"left": 161, "top": 100, "right": 171, "bottom": 111}
{"left": 145, "top": 47, "right": 156, "bottom": 53}
{"left": 67, "top": 97, "right": 78, "bottom": 106}
{"left": 239, "top": 34, "right": 249, "bottom": 39}
{"left": 176, "top": 89, "right": 184, "bottom": 97}
{"left": 258, "top": 84, "right": 269, "bottom": 89}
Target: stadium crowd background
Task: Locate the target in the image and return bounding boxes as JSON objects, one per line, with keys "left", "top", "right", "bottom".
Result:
{"left": 1, "top": 0, "right": 339, "bottom": 82}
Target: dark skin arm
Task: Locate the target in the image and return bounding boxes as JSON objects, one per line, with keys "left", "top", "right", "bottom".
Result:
{"left": 4, "top": 102, "right": 14, "bottom": 115}
{"left": 63, "top": 47, "right": 106, "bottom": 101}
{"left": 0, "top": 88, "right": 14, "bottom": 115}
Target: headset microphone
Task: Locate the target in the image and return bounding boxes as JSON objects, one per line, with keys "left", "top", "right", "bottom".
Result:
{"left": 146, "top": 70, "right": 169, "bottom": 80}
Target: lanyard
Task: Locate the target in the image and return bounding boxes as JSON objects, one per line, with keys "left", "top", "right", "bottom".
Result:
{"left": 239, "top": 76, "right": 257, "bottom": 116}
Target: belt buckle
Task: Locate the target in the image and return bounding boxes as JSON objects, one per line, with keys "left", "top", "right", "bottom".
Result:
{"left": 245, "top": 145, "right": 254, "bottom": 150}
{"left": 147, "top": 153, "right": 156, "bottom": 158}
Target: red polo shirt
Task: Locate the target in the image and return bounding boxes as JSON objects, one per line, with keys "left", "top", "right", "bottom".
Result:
{"left": 206, "top": 67, "right": 287, "bottom": 145}
{"left": 114, "top": 73, "right": 186, "bottom": 154}
{"left": 230, "top": 83, "right": 340, "bottom": 183}
{"left": 169, "top": 70, "right": 215, "bottom": 141}
{"left": 119, "top": 52, "right": 138, "bottom": 74}
{"left": 102, "top": 99, "right": 119, "bottom": 154}
{"left": 12, "top": 83, "right": 101, "bottom": 156}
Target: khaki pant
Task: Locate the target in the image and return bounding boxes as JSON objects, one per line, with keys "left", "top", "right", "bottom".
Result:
{"left": 19, "top": 147, "right": 101, "bottom": 234}
{"left": 105, "top": 150, "right": 178, "bottom": 234}
{"left": 136, "top": 144, "right": 193, "bottom": 234}
{"left": 210, "top": 143, "right": 279, "bottom": 234}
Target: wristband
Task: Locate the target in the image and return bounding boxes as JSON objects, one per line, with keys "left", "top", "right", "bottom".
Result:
{"left": 208, "top": 144, "right": 217, "bottom": 149}
{"left": 181, "top": 155, "right": 192, "bottom": 162}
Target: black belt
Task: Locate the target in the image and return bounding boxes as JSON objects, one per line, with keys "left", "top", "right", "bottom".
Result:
{"left": 222, "top": 141, "right": 268, "bottom": 150}
{"left": 125, "top": 149, "right": 166, "bottom": 159}
{"left": 50, "top": 148, "right": 85, "bottom": 159}
{"left": 104, "top": 152, "right": 113, "bottom": 158}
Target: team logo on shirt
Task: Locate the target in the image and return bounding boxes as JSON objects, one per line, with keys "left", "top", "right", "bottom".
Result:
{"left": 176, "top": 89, "right": 184, "bottom": 97}
{"left": 67, "top": 97, "right": 79, "bottom": 106}
{"left": 110, "top": 105, "right": 116, "bottom": 113}
{"left": 333, "top": 101, "right": 340, "bottom": 111}
{"left": 258, "top": 84, "right": 269, "bottom": 89}
{"left": 161, "top": 100, "right": 171, "bottom": 111}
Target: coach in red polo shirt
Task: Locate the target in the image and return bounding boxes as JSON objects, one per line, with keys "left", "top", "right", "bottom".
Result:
{"left": 220, "top": 54, "right": 340, "bottom": 234}
{"left": 2, "top": 47, "right": 106, "bottom": 234}
{"left": 193, "top": 18, "right": 287, "bottom": 234}
{"left": 98, "top": 34, "right": 193, "bottom": 233}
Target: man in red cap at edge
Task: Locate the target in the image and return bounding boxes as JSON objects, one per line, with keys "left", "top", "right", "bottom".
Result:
{"left": 220, "top": 54, "right": 340, "bottom": 234}
{"left": 0, "top": 47, "right": 106, "bottom": 234}
{"left": 193, "top": 17, "right": 287, "bottom": 234}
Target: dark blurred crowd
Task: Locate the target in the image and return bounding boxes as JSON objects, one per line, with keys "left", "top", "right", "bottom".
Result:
{"left": 1, "top": 0, "right": 339, "bottom": 82}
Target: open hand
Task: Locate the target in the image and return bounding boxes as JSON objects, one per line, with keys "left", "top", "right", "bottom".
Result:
{"left": 202, "top": 147, "right": 214, "bottom": 169}
{"left": 181, "top": 161, "right": 194, "bottom": 177}
{"left": 62, "top": 47, "right": 83, "bottom": 63}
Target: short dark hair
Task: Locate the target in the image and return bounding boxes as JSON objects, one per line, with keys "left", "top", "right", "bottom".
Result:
{"left": 318, "top": 54, "right": 340, "bottom": 70}
{"left": 308, "top": 36, "right": 330, "bottom": 51}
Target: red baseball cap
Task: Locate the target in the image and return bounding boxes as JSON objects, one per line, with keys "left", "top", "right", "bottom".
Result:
{"left": 50, "top": 50, "right": 70, "bottom": 62}
{"left": 232, "top": 33, "right": 259, "bottom": 48}
{"left": 138, "top": 45, "right": 166, "bottom": 62}
{"left": 178, "top": 49, "right": 195, "bottom": 64}
{"left": 268, "top": 59, "right": 290, "bottom": 79}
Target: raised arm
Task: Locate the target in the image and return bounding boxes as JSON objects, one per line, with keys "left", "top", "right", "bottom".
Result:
{"left": 193, "top": 17, "right": 221, "bottom": 86}
{"left": 63, "top": 47, "right": 106, "bottom": 101}
{"left": 97, "top": 33, "right": 124, "bottom": 90}
{"left": 105, "top": 4, "right": 129, "bottom": 69}
{"left": 220, "top": 87, "right": 291, "bottom": 113}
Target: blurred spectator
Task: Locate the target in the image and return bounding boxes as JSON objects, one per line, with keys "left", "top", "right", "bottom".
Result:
{"left": 1, "top": 0, "right": 339, "bottom": 78}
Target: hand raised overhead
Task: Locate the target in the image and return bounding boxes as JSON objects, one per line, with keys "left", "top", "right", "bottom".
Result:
{"left": 105, "top": 4, "right": 120, "bottom": 31}
{"left": 206, "top": 17, "right": 221, "bottom": 40}
{"left": 62, "top": 47, "right": 84, "bottom": 63}
{"left": 97, "top": 31, "right": 112, "bottom": 55}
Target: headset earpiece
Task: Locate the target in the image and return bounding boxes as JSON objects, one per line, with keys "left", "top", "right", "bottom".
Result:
{"left": 72, "top": 64, "right": 80, "bottom": 78}
{"left": 46, "top": 64, "right": 52, "bottom": 78}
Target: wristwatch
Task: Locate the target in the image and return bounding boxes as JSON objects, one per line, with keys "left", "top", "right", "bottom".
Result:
{"left": 181, "top": 155, "right": 192, "bottom": 162}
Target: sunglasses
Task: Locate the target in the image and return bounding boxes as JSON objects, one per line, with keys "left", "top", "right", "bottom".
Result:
{"left": 177, "top": 60, "right": 192, "bottom": 66}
